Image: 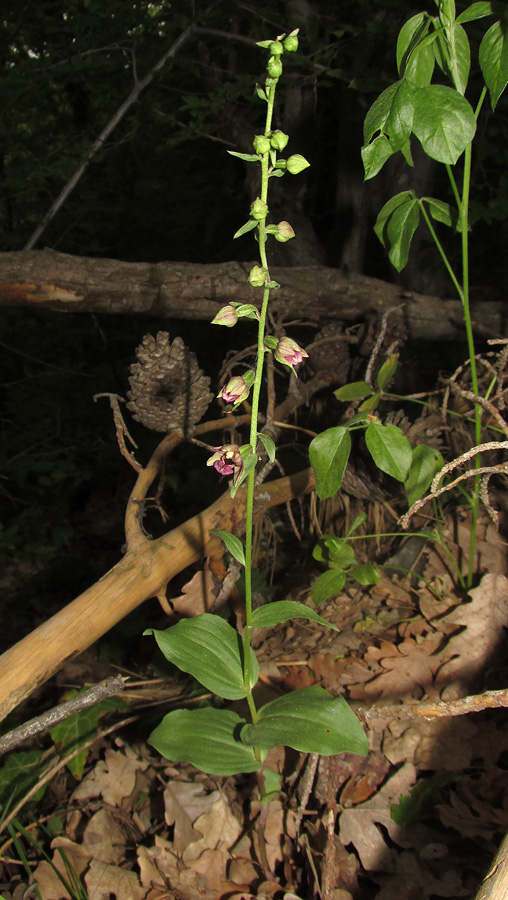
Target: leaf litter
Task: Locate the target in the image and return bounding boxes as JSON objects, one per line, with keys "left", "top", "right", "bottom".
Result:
{"left": 2, "top": 512, "right": 508, "bottom": 899}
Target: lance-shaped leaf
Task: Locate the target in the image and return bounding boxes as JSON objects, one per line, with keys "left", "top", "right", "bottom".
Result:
{"left": 251, "top": 599, "right": 339, "bottom": 631}
{"left": 397, "top": 12, "right": 436, "bottom": 86}
{"left": 480, "top": 18, "right": 508, "bottom": 110}
{"left": 148, "top": 707, "right": 261, "bottom": 775}
{"left": 240, "top": 686, "right": 368, "bottom": 756}
{"left": 412, "top": 85, "right": 476, "bottom": 164}
{"left": 146, "top": 614, "right": 259, "bottom": 699}
{"left": 309, "top": 426, "right": 351, "bottom": 499}
{"left": 209, "top": 529, "right": 245, "bottom": 565}
{"left": 365, "top": 422, "right": 412, "bottom": 482}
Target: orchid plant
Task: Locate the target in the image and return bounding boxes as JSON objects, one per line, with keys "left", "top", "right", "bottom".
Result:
{"left": 145, "top": 31, "right": 368, "bottom": 777}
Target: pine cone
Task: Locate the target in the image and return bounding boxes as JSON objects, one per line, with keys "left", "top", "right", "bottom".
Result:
{"left": 126, "top": 332, "right": 213, "bottom": 435}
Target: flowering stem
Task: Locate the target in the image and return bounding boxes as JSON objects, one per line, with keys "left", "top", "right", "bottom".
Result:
{"left": 241, "top": 83, "right": 277, "bottom": 706}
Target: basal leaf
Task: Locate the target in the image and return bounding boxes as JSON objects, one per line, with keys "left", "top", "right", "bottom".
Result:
{"left": 251, "top": 600, "right": 339, "bottom": 631}
{"left": 146, "top": 614, "right": 258, "bottom": 700}
{"left": 309, "top": 426, "right": 351, "bottom": 500}
{"left": 365, "top": 422, "right": 412, "bottom": 482}
{"left": 412, "top": 85, "right": 476, "bottom": 164}
{"left": 480, "top": 19, "right": 508, "bottom": 109}
{"left": 148, "top": 707, "right": 260, "bottom": 775}
{"left": 240, "top": 686, "right": 368, "bottom": 756}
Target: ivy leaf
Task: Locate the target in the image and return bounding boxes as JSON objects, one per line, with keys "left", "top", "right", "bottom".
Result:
{"left": 251, "top": 600, "right": 339, "bottom": 631}
{"left": 365, "top": 422, "right": 412, "bottom": 482}
{"left": 480, "top": 18, "right": 508, "bottom": 109}
{"left": 240, "top": 686, "right": 368, "bottom": 756}
{"left": 309, "top": 426, "right": 351, "bottom": 500}
{"left": 145, "top": 614, "right": 259, "bottom": 699}
{"left": 209, "top": 529, "right": 245, "bottom": 565}
{"left": 148, "top": 707, "right": 260, "bottom": 775}
{"left": 412, "top": 85, "right": 476, "bottom": 164}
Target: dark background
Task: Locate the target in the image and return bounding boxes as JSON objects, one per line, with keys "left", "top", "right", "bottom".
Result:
{"left": 1, "top": 0, "right": 506, "bottom": 645}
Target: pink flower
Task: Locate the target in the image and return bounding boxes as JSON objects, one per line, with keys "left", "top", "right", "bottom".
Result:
{"left": 274, "top": 336, "right": 309, "bottom": 368}
{"left": 206, "top": 444, "right": 244, "bottom": 485}
{"left": 217, "top": 373, "right": 253, "bottom": 408}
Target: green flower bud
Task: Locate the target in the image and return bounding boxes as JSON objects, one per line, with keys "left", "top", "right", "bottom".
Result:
{"left": 269, "top": 40, "right": 284, "bottom": 56}
{"left": 283, "top": 30, "right": 299, "bottom": 52}
{"left": 267, "top": 56, "right": 283, "bottom": 79}
{"left": 264, "top": 335, "right": 278, "bottom": 351}
{"left": 211, "top": 305, "right": 238, "bottom": 327}
{"left": 248, "top": 265, "right": 267, "bottom": 287}
{"left": 287, "top": 154, "right": 310, "bottom": 175}
{"left": 253, "top": 134, "right": 271, "bottom": 155}
{"left": 270, "top": 130, "right": 289, "bottom": 151}
{"left": 274, "top": 220, "right": 295, "bottom": 243}
{"left": 250, "top": 197, "right": 268, "bottom": 220}
{"left": 233, "top": 303, "right": 260, "bottom": 320}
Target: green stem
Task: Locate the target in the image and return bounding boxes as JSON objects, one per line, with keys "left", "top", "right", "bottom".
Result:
{"left": 419, "top": 201, "right": 463, "bottom": 300}
{"left": 241, "top": 79, "right": 277, "bottom": 703}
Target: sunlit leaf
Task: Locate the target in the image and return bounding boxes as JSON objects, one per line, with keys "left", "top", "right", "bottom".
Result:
{"left": 365, "top": 422, "right": 412, "bottom": 482}
{"left": 309, "top": 426, "right": 351, "bottom": 499}
{"left": 251, "top": 600, "right": 339, "bottom": 630}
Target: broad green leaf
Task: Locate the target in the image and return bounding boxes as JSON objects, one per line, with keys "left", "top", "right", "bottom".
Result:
{"left": 309, "top": 426, "right": 351, "bottom": 500}
{"left": 412, "top": 85, "right": 476, "bottom": 164}
{"left": 334, "top": 381, "right": 373, "bottom": 402}
{"left": 363, "top": 82, "right": 400, "bottom": 143}
{"left": 233, "top": 218, "right": 258, "bottom": 239}
{"left": 405, "top": 444, "right": 444, "bottom": 505}
{"left": 209, "top": 529, "right": 245, "bottom": 565}
{"left": 375, "top": 191, "right": 420, "bottom": 271}
{"left": 480, "top": 19, "right": 508, "bottom": 109}
{"left": 240, "top": 686, "right": 368, "bottom": 756}
{"left": 363, "top": 80, "right": 415, "bottom": 151}
{"left": 397, "top": 13, "right": 436, "bottom": 86}
{"left": 423, "top": 196, "right": 458, "bottom": 228}
{"left": 251, "top": 600, "right": 339, "bottom": 631}
{"left": 311, "top": 568, "right": 347, "bottom": 605}
{"left": 362, "top": 134, "right": 397, "bottom": 181}
{"left": 146, "top": 614, "right": 259, "bottom": 699}
{"left": 377, "top": 353, "right": 399, "bottom": 392}
{"left": 365, "top": 422, "right": 412, "bottom": 482}
{"left": 148, "top": 707, "right": 260, "bottom": 775}
{"left": 257, "top": 432, "right": 276, "bottom": 462}
{"left": 350, "top": 562, "right": 381, "bottom": 586}
{"left": 455, "top": 2, "right": 493, "bottom": 25}
{"left": 433, "top": 23, "right": 470, "bottom": 94}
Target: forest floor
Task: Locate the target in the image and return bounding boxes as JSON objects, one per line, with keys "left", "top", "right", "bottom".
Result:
{"left": 2, "top": 501, "right": 508, "bottom": 900}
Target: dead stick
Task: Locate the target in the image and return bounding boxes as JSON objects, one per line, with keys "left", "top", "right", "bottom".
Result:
{"left": 0, "top": 466, "right": 315, "bottom": 722}
{"left": 0, "top": 675, "right": 125, "bottom": 755}
{"left": 359, "top": 688, "right": 508, "bottom": 722}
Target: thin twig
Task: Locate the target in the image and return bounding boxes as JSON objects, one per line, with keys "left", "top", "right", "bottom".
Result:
{"left": 358, "top": 687, "right": 508, "bottom": 722}
{"left": 94, "top": 393, "right": 141, "bottom": 471}
{"left": 0, "top": 676, "right": 125, "bottom": 755}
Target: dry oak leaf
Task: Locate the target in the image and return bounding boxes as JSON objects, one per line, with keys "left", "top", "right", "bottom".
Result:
{"left": 360, "top": 636, "right": 442, "bottom": 701}
{"left": 85, "top": 858, "right": 145, "bottom": 900}
{"left": 71, "top": 746, "right": 149, "bottom": 807}
{"left": 82, "top": 807, "right": 127, "bottom": 865}
{"left": 33, "top": 838, "right": 91, "bottom": 900}
{"left": 382, "top": 714, "right": 477, "bottom": 770}
{"left": 435, "top": 573, "right": 508, "bottom": 698}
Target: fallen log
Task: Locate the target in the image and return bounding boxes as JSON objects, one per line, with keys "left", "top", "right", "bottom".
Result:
{"left": 0, "top": 465, "right": 316, "bottom": 722}
{"left": 0, "top": 249, "right": 505, "bottom": 342}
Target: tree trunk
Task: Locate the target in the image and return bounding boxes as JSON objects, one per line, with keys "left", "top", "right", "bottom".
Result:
{"left": 0, "top": 249, "right": 504, "bottom": 342}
